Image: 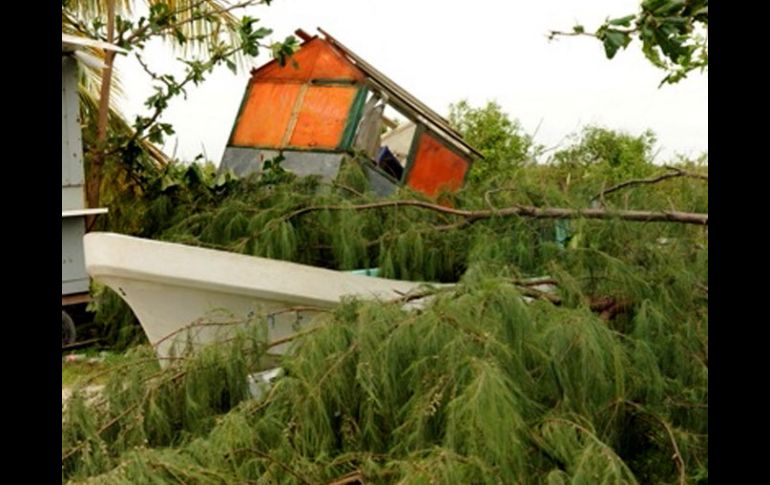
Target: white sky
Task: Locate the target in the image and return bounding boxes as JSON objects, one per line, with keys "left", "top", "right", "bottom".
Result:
{"left": 114, "top": 0, "right": 708, "bottom": 165}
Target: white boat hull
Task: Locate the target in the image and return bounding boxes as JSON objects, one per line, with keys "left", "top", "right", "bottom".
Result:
{"left": 84, "top": 233, "right": 426, "bottom": 359}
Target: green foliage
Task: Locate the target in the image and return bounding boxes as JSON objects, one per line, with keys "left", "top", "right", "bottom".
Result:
{"left": 552, "top": 126, "right": 657, "bottom": 180}
{"left": 448, "top": 100, "right": 535, "bottom": 186}
{"left": 553, "top": 0, "right": 708, "bottom": 85}
{"left": 74, "top": 98, "right": 707, "bottom": 482}
{"left": 64, "top": 242, "right": 707, "bottom": 482}
{"left": 64, "top": 0, "right": 300, "bottom": 208}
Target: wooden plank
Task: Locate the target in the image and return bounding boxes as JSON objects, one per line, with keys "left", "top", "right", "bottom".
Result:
{"left": 231, "top": 82, "right": 302, "bottom": 147}
{"left": 288, "top": 86, "right": 358, "bottom": 149}
{"left": 280, "top": 83, "right": 310, "bottom": 147}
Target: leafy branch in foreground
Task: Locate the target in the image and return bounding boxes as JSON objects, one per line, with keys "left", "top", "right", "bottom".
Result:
{"left": 68, "top": 101, "right": 707, "bottom": 482}
{"left": 63, "top": 0, "right": 300, "bottom": 211}
{"left": 64, "top": 263, "right": 707, "bottom": 483}
{"left": 549, "top": 0, "right": 708, "bottom": 85}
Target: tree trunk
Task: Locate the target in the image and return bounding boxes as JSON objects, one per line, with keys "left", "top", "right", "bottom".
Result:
{"left": 85, "top": 0, "right": 116, "bottom": 227}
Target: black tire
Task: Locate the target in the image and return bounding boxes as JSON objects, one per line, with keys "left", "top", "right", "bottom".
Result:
{"left": 62, "top": 310, "right": 76, "bottom": 347}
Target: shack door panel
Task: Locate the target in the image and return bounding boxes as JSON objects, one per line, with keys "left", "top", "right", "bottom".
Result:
{"left": 406, "top": 132, "right": 469, "bottom": 196}
{"left": 288, "top": 86, "right": 357, "bottom": 149}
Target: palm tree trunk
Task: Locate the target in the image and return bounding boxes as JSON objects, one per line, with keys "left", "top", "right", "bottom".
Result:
{"left": 86, "top": 0, "right": 116, "bottom": 223}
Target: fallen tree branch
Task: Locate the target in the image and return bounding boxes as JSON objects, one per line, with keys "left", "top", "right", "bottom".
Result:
{"left": 152, "top": 306, "right": 330, "bottom": 348}
{"left": 61, "top": 338, "right": 102, "bottom": 351}
{"left": 663, "top": 165, "right": 708, "bottom": 180}
{"left": 327, "top": 471, "right": 365, "bottom": 485}
{"left": 511, "top": 277, "right": 559, "bottom": 287}
{"left": 288, "top": 200, "right": 708, "bottom": 226}
{"left": 235, "top": 448, "right": 314, "bottom": 485}
{"left": 513, "top": 282, "right": 631, "bottom": 321}
{"left": 594, "top": 167, "right": 708, "bottom": 202}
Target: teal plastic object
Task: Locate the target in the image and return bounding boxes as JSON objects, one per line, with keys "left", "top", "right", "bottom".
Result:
{"left": 555, "top": 220, "right": 572, "bottom": 248}
{"left": 349, "top": 268, "right": 381, "bottom": 277}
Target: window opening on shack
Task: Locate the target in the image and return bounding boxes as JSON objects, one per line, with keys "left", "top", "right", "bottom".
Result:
{"left": 378, "top": 104, "right": 414, "bottom": 182}
{"left": 354, "top": 90, "right": 417, "bottom": 182}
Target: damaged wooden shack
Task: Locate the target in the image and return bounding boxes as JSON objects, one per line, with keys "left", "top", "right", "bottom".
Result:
{"left": 220, "top": 28, "right": 482, "bottom": 197}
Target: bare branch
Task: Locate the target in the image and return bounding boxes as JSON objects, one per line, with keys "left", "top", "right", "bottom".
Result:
{"left": 593, "top": 167, "right": 708, "bottom": 202}
{"left": 547, "top": 30, "right": 598, "bottom": 40}
{"left": 663, "top": 165, "right": 709, "bottom": 180}
{"left": 287, "top": 199, "right": 708, "bottom": 226}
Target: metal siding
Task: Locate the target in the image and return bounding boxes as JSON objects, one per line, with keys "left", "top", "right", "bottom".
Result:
{"left": 62, "top": 217, "right": 89, "bottom": 295}
{"left": 283, "top": 152, "right": 346, "bottom": 182}
{"left": 62, "top": 186, "right": 85, "bottom": 212}
{"left": 220, "top": 147, "right": 346, "bottom": 183}
{"left": 231, "top": 82, "right": 302, "bottom": 147}
{"left": 62, "top": 56, "right": 85, "bottom": 194}
{"left": 361, "top": 163, "right": 399, "bottom": 197}
{"left": 220, "top": 146, "right": 264, "bottom": 176}
{"left": 406, "top": 132, "right": 469, "bottom": 197}
{"left": 288, "top": 86, "right": 357, "bottom": 149}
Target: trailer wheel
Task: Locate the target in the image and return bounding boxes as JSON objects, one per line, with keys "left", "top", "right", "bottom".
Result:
{"left": 62, "top": 310, "right": 76, "bottom": 347}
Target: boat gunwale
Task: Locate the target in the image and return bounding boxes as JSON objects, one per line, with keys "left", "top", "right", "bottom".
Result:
{"left": 84, "top": 232, "right": 430, "bottom": 306}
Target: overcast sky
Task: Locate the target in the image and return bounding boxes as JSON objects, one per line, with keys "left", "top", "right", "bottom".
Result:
{"left": 114, "top": 0, "right": 708, "bottom": 165}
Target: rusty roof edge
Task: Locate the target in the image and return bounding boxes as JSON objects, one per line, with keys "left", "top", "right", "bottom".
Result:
{"left": 317, "top": 28, "right": 483, "bottom": 159}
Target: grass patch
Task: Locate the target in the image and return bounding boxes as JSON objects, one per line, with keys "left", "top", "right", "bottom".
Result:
{"left": 62, "top": 350, "right": 134, "bottom": 388}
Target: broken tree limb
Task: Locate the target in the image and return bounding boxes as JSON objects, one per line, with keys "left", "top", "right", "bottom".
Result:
{"left": 327, "top": 471, "right": 365, "bottom": 485}
{"left": 513, "top": 281, "right": 632, "bottom": 321}
{"left": 593, "top": 167, "right": 708, "bottom": 202}
{"left": 663, "top": 165, "right": 708, "bottom": 181}
{"left": 287, "top": 200, "right": 708, "bottom": 226}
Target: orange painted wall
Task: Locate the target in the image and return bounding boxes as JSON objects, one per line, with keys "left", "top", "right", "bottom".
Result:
{"left": 406, "top": 132, "right": 470, "bottom": 197}
{"left": 231, "top": 82, "right": 301, "bottom": 147}
{"left": 310, "top": 44, "right": 364, "bottom": 80}
{"left": 288, "top": 86, "right": 357, "bottom": 149}
{"left": 249, "top": 38, "right": 364, "bottom": 83}
{"left": 230, "top": 38, "right": 364, "bottom": 149}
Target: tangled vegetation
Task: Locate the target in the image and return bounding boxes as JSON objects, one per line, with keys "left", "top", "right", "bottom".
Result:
{"left": 63, "top": 0, "right": 706, "bottom": 481}
{"left": 69, "top": 121, "right": 707, "bottom": 483}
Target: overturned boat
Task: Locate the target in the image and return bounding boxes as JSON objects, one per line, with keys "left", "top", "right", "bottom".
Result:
{"left": 84, "top": 232, "right": 429, "bottom": 360}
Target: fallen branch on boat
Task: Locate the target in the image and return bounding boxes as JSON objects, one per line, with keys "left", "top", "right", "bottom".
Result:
{"left": 151, "top": 306, "right": 332, "bottom": 349}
